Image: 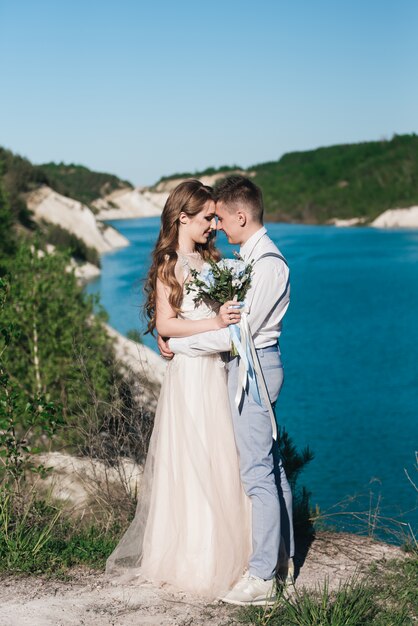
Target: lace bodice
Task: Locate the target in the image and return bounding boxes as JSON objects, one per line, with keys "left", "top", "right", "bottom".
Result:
{"left": 176, "top": 252, "right": 217, "bottom": 322}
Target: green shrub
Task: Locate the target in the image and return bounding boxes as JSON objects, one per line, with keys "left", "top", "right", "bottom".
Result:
{"left": 239, "top": 557, "right": 418, "bottom": 626}
{"left": 126, "top": 328, "right": 142, "bottom": 343}
{"left": 0, "top": 491, "right": 121, "bottom": 574}
{"left": 278, "top": 427, "right": 314, "bottom": 537}
{"left": 40, "top": 222, "right": 101, "bottom": 266}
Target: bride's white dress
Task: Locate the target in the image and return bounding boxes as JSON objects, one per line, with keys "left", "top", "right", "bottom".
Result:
{"left": 106, "top": 253, "right": 251, "bottom": 598}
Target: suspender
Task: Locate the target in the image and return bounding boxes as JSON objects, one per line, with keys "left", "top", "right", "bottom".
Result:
{"left": 246, "top": 251, "right": 289, "bottom": 440}
{"left": 253, "top": 251, "right": 290, "bottom": 308}
{"left": 254, "top": 252, "right": 288, "bottom": 267}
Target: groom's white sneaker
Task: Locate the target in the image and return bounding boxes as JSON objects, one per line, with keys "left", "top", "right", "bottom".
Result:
{"left": 220, "top": 573, "right": 277, "bottom": 606}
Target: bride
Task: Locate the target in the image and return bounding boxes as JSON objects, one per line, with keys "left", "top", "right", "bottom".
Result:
{"left": 106, "top": 179, "right": 251, "bottom": 598}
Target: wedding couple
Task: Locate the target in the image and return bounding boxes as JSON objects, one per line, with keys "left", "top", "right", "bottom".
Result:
{"left": 106, "top": 175, "right": 294, "bottom": 605}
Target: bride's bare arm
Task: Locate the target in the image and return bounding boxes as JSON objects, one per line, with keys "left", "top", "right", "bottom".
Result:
{"left": 155, "top": 278, "right": 240, "bottom": 338}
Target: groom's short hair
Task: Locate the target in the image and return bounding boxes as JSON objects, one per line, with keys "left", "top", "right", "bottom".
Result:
{"left": 214, "top": 175, "right": 264, "bottom": 223}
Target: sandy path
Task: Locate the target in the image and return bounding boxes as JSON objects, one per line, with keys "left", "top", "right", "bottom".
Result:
{"left": 0, "top": 533, "right": 405, "bottom": 626}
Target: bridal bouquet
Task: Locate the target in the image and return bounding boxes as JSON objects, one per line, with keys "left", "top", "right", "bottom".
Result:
{"left": 185, "top": 255, "right": 253, "bottom": 306}
{"left": 186, "top": 255, "right": 253, "bottom": 357}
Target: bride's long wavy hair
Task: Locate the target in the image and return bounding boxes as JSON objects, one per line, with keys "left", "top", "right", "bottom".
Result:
{"left": 144, "top": 179, "right": 220, "bottom": 335}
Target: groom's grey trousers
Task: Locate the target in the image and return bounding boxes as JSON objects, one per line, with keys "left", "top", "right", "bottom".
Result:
{"left": 227, "top": 345, "right": 294, "bottom": 581}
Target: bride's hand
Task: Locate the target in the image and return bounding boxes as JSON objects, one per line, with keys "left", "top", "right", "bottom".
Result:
{"left": 215, "top": 301, "right": 242, "bottom": 328}
{"left": 157, "top": 334, "right": 174, "bottom": 360}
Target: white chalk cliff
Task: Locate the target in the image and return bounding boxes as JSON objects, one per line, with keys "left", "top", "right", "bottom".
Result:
{"left": 328, "top": 217, "right": 367, "bottom": 227}
{"left": 93, "top": 187, "right": 166, "bottom": 219}
{"left": 372, "top": 206, "right": 418, "bottom": 229}
{"left": 26, "top": 186, "right": 130, "bottom": 253}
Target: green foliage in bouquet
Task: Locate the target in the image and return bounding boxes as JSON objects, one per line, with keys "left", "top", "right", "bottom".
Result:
{"left": 186, "top": 257, "right": 254, "bottom": 305}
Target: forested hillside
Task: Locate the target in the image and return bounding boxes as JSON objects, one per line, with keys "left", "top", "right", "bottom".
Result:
{"left": 0, "top": 148, "right": 133, "bottom": 224}
{"left": 3, "top": 135, "right": 418, "bottom": 228}
{"left": 0, "top": 148, "right": 133, "bottom": 262}
{"left": 156, "top": 164, "right": 240, "bottom": 184}
{"left": 252, "top": 134, "right": 418, "bottom": 222}
{"left": 155, "top": 134, "right": 418, "bottom": 223}
{"left": 40, "top": 162, "right": 132, "bottom": 205}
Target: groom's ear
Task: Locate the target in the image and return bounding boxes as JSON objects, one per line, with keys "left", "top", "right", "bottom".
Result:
{"left": 237, "top": 210, "right": 247, "bottom": 226}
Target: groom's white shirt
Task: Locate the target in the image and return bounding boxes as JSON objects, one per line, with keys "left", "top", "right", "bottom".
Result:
{"left": 169, "top": 226, "right": 290, "bottom": 356}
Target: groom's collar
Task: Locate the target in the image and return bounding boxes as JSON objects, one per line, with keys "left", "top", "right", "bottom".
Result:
{"left": 239, "top": 226, "right": 267, "bottom": 262}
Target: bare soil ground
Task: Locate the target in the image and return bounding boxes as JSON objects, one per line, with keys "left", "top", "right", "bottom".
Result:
{"left": 0, "top": 532, "right": 405, "bottom": 626}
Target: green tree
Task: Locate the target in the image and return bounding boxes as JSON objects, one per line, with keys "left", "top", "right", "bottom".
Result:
{"left": 0, "top": 243, "right": 114, "bottom": 444}
{"left": 0, "top": 178, "right": 16, "bottom": 262}
{"left": 0, "top": 278, "right": 64, "bottom": 491}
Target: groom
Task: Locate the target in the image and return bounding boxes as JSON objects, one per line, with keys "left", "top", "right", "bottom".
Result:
{"left": 159, "top": 175, "right": 294, "bottom": 605}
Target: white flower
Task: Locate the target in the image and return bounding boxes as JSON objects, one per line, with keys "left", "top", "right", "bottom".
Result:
{"left": 217, "top": 258, "right": 246, "bottom": 276}
{"left": 199, "top": 264, "right": 215, "bottom": 287}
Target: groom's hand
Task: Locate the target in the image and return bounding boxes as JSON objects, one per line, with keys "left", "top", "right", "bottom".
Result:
{"left": 157, "top": 334, "right": 174, "bottom": 360}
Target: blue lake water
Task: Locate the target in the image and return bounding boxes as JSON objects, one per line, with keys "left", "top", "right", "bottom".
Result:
{"left": 87, "top": 218, "right": 418, "bottom": 538}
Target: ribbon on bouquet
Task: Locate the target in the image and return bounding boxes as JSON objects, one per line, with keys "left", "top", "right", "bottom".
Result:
{"left": 229, "top": 311, "right": 278, "bottom": 441}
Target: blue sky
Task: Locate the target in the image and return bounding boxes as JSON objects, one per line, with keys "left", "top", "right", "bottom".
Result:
{"left": 1, "top": 0, "right": 417, "bottom": 185}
